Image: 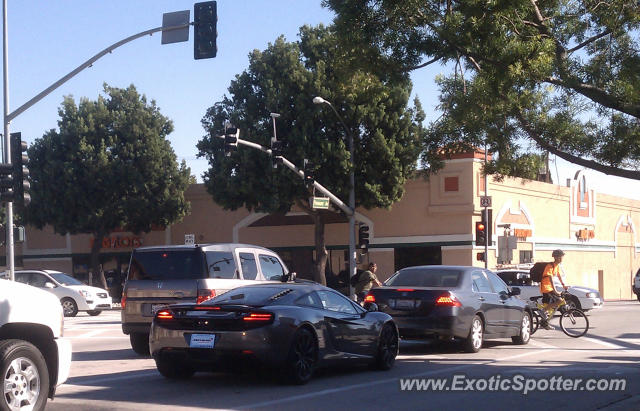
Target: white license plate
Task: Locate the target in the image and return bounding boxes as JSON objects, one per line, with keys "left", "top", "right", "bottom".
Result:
{"left": 151, "top": 304, "right": 168, "bottom": 314}
{"left": 189, "top": 334, "right": 216, "bottom": 348}
{"left": 396, "top": 299, "right": 415, "bottom": 309}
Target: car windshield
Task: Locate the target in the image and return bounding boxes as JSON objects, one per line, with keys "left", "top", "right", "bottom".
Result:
{"left": 49, "top": 272, "right": 84, "bottom": 286}
{"left": 386, "top": 268, "right": 462, "bottom": 288}
{"left": 129, "top": 249, "right": 205, "bottom": 280}
{"left": 208, "top": 286, "right": 295, "bottom": 306}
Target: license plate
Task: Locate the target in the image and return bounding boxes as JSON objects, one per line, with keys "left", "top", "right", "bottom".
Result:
{"left": 396, "top": 299, "right": 415, "bottom": 309}
{"left": 189, "top": 334, "right": 215, "bottom": 348}
{"left": 151, "top": 304, "right": 168, "bottom": 314}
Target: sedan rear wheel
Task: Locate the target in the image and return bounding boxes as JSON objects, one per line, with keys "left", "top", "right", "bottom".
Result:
{"left": 61, "top": 298, "right": 78, "bottom": 317}
{"left": 512, "top": 312, "right": 531, "bottom": 345}
{"left": 374, "top": 323, "right": 399, "bottom": 370}
{"left": 284, "top": 328, "right": 317, "bottom": 385}
{"left": 463, "top": 315, "right": 483, "bottom": 353}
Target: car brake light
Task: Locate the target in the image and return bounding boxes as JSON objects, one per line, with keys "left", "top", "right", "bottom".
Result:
{"left": 436, "top": 293, "right": 461, "bottom": 307}
{"left": 121, "top": 294, "right": 126, "bottom": 309}
{"left": 396, "top": 289, "right": 415, "bottom": 292}
{"left": 194, "top": 305, "right": 221, "bottom": 310}
{"left": 243, "top": 312, "right": 273, "bottom": 322}
{"left": 156, "top": 309, "right": 174, "bottom": 320}
{"left": 197, "top": 289, "right": 216, "bottom": 304}
{"left": 364, "top": 294, "right": 375, "bottom": 303}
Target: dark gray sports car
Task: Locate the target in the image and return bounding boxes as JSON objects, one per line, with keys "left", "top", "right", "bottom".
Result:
{"left": 365, "top": 266, "right": 533, "bottom": 353}
{"left": 150, "top": 281, "right": 399, "bottom": 384}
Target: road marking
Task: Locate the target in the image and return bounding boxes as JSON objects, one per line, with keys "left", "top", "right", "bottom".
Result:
{"left": 236, "top": 348, "right": 552, "bottom": 410}
{"left": 581, "top": 337, "right": 625, "bottom": 349}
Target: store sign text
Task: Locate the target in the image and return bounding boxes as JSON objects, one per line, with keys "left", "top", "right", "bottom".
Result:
{"left": 513, "top": 229, "right": 532, "bottom": 239}
{"left": 91, "top": 236, "right": 143, "bottom": 249}
{"left": 575, "top": 229, "right": 595, "bottom": 241}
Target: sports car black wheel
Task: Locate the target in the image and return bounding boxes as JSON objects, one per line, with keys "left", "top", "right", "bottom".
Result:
{"left": 155, "top": 356, "right": 194, "bottom": 379}
{"left": 374, "top": 323, "right": 398, "bottom": 370}
{"left": 285, "top": 328, "right": 317, "bottom": 385}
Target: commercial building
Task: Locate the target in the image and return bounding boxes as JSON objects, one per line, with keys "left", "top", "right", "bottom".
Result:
{"left": 10, "top": 151, "right": 640, "bottom": 300}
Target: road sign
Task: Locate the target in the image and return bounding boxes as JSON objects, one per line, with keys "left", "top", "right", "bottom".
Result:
{"left": 480, "top": 196, "right": 492, "bottom": 207}
{"left": 185, "top": 234, "right": 195, "bottom": 245}
{"left": 311, "top": 197, "right": 330, "bottom": 210}
{"left": 161, "top": 10, "right": 190, "bottom": 44}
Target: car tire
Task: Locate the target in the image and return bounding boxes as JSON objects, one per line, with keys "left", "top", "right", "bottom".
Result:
{"left": 283, "top": 328, "right": 317, "bottom": 385}
{"left": 373, "top": 323, "right": 399, "bottom": 370}
{"left": 564, "top": 295, "right": 581, "bottom": 311}
{"left": 155, "top": 356, "right": 194, "bottom": 380}
{"left": 636, "top": 293, "right": 640, "bottom": 303}
{"left": 129, "top": 333, "right": 150, "bottom": 356}
{"left": 463, "top": 315, "right": 484, "bottom": 353}
{"left": 0, "top": 339, "right": 50, "bottom": 411}
{"left": 87, "top": 310, "right": 102, "bottom": 316}
{"left": 61, "top": 298, "right": 78, "bottom": 317}
{"left": 512, "top": 312, "right": 532, "bottom": 345}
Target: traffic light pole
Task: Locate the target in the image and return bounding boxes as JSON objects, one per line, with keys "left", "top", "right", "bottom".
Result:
{"left": 2, "top": 3, "right": 191, "bottom": 280}
{"left": 3, "top": 0, "right": 14, "bottom": 281}
{"left": 484, "top": 147, "right": 489, "bottom": 269}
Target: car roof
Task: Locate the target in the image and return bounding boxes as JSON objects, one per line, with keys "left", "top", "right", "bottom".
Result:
{"left": 398, "top": 265, "right": 479, "bottom": 272}
{"left": 133, "top": 243, "right": 276, "bottom": 253}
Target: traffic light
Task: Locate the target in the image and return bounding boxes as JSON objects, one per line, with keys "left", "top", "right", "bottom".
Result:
{"left": 271, "top": 140, "right": 284, "bottom": 168}
{"left": 476, "top": 252, "right": 485, "bottom": 262}
{"left": 358, "top": 224, "right": 370, "bottom": 251}
{"left": 11, "top": 132, "right": 30, "bottom": 208}
{"left": 0, "top": 162, "right": 12, "bottom": 202}
{"left": 475, "top": 221, "right": 487, "bottom": 246}
{"left": 224, "top": 124, "right": 239, "bottom": 156}
{"left": 194, "top": 1, "right": 217, "bottom": 59}
{"left": 303, "top": 159, "right": 315, "bottom": 188}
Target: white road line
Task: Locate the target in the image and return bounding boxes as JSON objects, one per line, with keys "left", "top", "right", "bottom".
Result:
{"left": 581, "top": 337, "right": 626, "bottom": 349}
{"left": 236, "top": 348, "right": 553, "bottom": 410}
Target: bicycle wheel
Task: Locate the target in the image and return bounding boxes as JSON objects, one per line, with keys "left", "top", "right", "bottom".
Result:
{"left": 530, "top": 311, "right": 541, "bottom": 335}
{"left": 559, "top": 309, "right": 589, "bottom": 337}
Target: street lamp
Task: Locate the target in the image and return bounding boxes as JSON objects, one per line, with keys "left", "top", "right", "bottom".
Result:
{"left": 313, "top": 96, "right": 357, "bottom": 300}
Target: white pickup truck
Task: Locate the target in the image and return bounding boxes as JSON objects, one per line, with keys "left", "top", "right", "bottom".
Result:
{"left": 1, "top": 278, "right": 72, "bottom": 410}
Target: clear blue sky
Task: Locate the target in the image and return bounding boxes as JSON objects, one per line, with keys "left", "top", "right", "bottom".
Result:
{"left": 2, "top": 0, "right": 639, "bottom": 199}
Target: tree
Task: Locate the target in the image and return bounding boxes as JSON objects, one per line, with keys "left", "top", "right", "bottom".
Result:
{"left": 197, "top": 25, "right": 424, "bottom": 285}
{"left": 27, "top": 84, "right": 191, "bottom": 288}
{"left": 325, "top": 0, "right": 640, "bottom": 180}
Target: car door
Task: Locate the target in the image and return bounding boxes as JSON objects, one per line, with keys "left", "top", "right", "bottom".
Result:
{"left": 258, "top": 253, "right": 287, "bottom": 281}
{"left": 486, "top": 271, "right": 521, "bottom": 334}
{"left": 315, "top": 290, "right": 375, "bottom": 356}
{"left": 470, "top": 270, "right": 504, "bottom": 335}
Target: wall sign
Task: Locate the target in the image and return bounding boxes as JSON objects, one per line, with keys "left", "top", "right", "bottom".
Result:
{"left": 91, "top": 236, "right": 143, "bottom": 249}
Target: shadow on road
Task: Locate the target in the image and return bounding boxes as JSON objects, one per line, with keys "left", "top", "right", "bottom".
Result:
{"left": 72, "top": 349, "right": 141, "bottom": 362}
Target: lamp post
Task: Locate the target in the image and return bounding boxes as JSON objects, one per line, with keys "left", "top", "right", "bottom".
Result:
{"left": 313, "top": 96, "right": 357, "bottom": 299}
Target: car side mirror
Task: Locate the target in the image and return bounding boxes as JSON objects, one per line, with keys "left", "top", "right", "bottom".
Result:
{"left": 363, "top": 302, "right": 378, "bottom": 312}
{"left": 509, "top": 287, "right": 521, "bottom": 296}
{"left": 281, "top": 272, "right": 296, "bottom": 282}
{"left": 44, "top": 282, "right": 56, "bottom": 289}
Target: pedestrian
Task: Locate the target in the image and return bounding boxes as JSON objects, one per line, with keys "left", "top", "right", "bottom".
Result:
{"left": 355, "top": 262, "right": 382, "bottom": 302}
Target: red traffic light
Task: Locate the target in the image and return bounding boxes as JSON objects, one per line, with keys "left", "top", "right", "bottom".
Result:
{"left": 477, "top": 223, "right": 485, "bottom": 231}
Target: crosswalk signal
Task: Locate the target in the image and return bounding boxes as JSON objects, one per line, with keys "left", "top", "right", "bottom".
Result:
{"left": 194, "top": 1, "right": 217, "bottom": 59}
{"left": 271, "top": 140, "right": 284, "bottom": 168}
{"left": 475, "top": 221, "right": 487, "bottom": 246}
{"left": 358, "top": 224, "right": 370, "bottom": 252}
{"left": 11, "top": 132, "right": 30, "bottom": 209}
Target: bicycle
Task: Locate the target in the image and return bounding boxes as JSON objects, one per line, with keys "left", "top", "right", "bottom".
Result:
{"left": 529, "top": 291, "right": 589, "bottom": 338}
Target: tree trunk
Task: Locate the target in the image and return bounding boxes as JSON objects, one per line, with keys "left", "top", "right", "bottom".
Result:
{"left": 91, "top": 232, "right": 108, "bottom": 290}
{"left": 311, "top": 212, "right": 328, "bottom": 286}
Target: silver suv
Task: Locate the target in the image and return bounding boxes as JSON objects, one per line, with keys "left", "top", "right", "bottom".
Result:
{"left": 121, "top": 243, "right": 291, "bottom": 354}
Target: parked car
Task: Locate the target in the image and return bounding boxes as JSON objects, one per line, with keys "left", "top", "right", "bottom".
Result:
{"left": 365, "top": 265, "right": 532, "bottom": 353}
{"left": 150, "top": 282, "right": 398, "bottom": 384}
{"left": 633, "top": 268, "right": 640, "bottom": 302}
{"left": 496, "top": 269, "right": 603, "bottom": 311}
{"left": 122, "top": 243, "right": 291, "bottom": 355}
{"left": 12, "top": 270, "right": 113, "bottom": 317}
{"left": 0, "top": 278, "right": 72, "bottom": 410}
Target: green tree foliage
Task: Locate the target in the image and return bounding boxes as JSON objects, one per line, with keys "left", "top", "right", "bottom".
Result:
{"left": 326, "top": 0, "right": 640, "bottom": 180}
{"left": 198, "top": 25, "right": 424, "bottom": 285}
{"left": 27, "top": 84, "right": 191, "bottom": 287}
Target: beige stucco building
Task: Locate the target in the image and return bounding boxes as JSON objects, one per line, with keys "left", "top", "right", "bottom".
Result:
{"left": 10, "top": 151, "right": 640, "bottom": 300}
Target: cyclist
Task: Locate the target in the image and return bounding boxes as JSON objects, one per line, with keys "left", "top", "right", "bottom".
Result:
{"left": 539, "top": 249, "right": 568, "bottom": 329}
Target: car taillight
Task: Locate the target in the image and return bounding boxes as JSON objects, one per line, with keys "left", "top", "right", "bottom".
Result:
{"left": 364, "top": 294, "right": 375, "bottom": 303}
{"left": 156, "top": 309, "right": 174, "bottom": 320}
{"left": 197, "top": 289, "right": 216, "bottom": 304}
{"left": 243, "top": 312, "right": 273, "bottom": 322}
{"left": 436, "top": 293, "right": 461, "bottom": 307}
{"left": 396, "top": 289, "right": 415, "bottom": 292}
{"left": 121, "top": 294, "right": 126, "bottom": 309}
{"left": 194, "top": 305, "right": 221, "bottom": 311}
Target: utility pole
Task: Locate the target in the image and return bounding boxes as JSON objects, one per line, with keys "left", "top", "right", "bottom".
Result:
{"left": 484, "top": 146, "right": 489, "bottom": 269}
